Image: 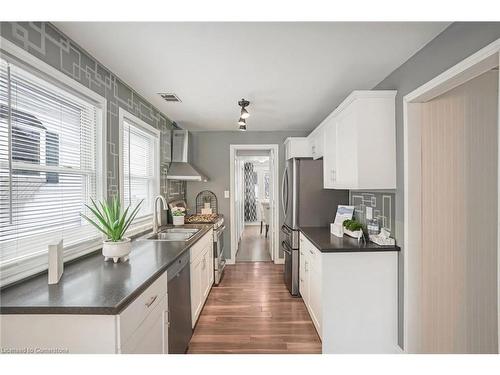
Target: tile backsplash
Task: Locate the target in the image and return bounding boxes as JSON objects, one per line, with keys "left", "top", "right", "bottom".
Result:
{"left": 350, "top": 191, "right": 396, "bottom": 237}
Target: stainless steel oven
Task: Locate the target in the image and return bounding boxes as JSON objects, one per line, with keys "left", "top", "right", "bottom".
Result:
{"left": 213, "top": 225, "right": 226, "bottom": 285}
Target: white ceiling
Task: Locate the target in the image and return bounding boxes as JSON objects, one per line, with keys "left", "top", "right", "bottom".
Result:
{"left": 55, "top": 22, "right": 449, "bottom": 132}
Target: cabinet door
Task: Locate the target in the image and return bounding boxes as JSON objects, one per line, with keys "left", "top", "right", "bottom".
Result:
{"left": 190, "top": 258, "right": 202, "bottom": 327}
{"left": 207, "top": 243, "right": 214, "bottom": 288}
{"left": 299, "top": 248, "right": 308, "bottom": 303}
{"left": 121, "top": 296, "right": 168, "bottom": 354}
{"left": 335, "top": 104, "right": 358, "bottom": 188}
{"left": 323, "top": 118, "right": 337, "bottom": 189}
{"left": 201, "top": 250, "right": 210, "bottom": 299}
{"left": 308, "top": 247, "right": 322, "bottom": 338}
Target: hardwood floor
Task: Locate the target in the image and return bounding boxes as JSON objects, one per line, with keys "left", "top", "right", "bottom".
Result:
{"left": 187, "top": 262, "right": 322, "bottom": 354}
{"left": 236, "top": 225, "right": 272, "bottom": 262}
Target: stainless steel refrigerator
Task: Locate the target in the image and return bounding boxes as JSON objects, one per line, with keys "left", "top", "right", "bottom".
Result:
{"left": 281, "top": 158, "right": 348, "bottom": 296}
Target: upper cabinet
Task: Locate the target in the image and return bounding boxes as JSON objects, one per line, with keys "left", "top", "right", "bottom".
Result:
{"left": 307, "top": 127, "right": 325, "bottom": 160}
{"left": 320, "top": 91, "right": 397, "bottom": 190}
{"left": 285, "top": 137, "right": 313, "bottom": 160}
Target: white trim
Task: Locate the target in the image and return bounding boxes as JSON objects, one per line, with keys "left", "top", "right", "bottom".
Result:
{"left": 403, "top": 37, "right": 500, "bottom": 353}
{"left": 118, "top": 107, "right": 160, "bottom": 229}
{"left": 229, "top": 144, "right": 280, "bottom": 265}
{"left": 0, "top": 37, "right": 108, "bottom": 287}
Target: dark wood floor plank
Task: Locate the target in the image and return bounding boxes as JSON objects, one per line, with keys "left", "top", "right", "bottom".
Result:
{"left": 187, "top": 262, "right": 322, "bottom": 354}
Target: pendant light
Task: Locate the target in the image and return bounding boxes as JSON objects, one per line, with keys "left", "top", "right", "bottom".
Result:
{"left": 237, "top": 99, "right": 250, "bottom": 130}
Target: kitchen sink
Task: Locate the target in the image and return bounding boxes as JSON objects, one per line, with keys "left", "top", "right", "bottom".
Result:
{"left": 139, "top": 228, "right": 200, "bottom": 242}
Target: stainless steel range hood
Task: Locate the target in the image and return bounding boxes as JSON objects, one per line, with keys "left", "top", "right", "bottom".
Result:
{"left": 167, "top": 129, "right": 207, "bottom": 182}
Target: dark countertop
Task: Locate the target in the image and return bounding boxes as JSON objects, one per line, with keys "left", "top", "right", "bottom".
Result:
{"left": 0, "top": 225, "right": 211, "bottom": 315}
{"left": 299, "top": 226, "right": 400, "bottom": 253}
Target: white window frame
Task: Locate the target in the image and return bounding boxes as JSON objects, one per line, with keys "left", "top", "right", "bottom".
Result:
{"left": 0, "top": 37, "right": 107, "bottom": 286}
{"left": 118, "top": 107, "right": 160, "bottom": 235}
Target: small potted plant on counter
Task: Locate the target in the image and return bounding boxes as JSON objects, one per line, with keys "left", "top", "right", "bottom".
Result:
{"left": 342, "top": 219, "right": 364, "bottom": 241}
{"left": 172, "top": 207, "right": 186, "bottom": 226}
{"left": 80, "top": 196, "right": 143, "bottom": 263}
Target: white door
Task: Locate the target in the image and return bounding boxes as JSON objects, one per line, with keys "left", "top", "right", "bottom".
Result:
{"left": 268, "top": 150, "right": 275, "bottom": 261}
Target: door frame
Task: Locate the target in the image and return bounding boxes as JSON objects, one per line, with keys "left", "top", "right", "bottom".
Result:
{"left": 229, "top": 144, "right": 280, "bottom": 264}
{"left": 403, "top": 38, "right": 500, "bottom": 353}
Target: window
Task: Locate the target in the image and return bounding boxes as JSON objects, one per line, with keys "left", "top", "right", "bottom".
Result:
{"left": 119, "top": 109, "right": 160, "bottom": 223}
{"left": 0, "top": 50, "right": 105, "bottom": 286}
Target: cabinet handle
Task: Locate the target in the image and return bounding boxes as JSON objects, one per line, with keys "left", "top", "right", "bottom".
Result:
{"left": 309, "top": 249, "right": 314, "bottom": 255}
{"left": 164, "top": 310, "right": 170, "bottom": 327}
{"left": 145, "top": 295, "right": 158, "bottom": 308}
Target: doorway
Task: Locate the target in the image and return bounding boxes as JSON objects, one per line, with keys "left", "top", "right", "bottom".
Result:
{"left": 229, "top": 145, "right": 279, "bottom": 264}
{"left": 404, "top": 40, "right": 500, "bottom": 353}
{"left": 236, "top": 155, "right": 272, "bottom": 262}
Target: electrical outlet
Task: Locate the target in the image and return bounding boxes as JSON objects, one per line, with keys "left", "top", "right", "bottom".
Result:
{"left": 224, "top": 190, "right": 230, "bottom": 199}
{"left": 366, "top": 207, "right": 373, "bottom": 220}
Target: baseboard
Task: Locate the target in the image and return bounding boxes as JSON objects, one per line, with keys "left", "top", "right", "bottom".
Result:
{"left": 274, "top": 258, "right": 284, "bottom": 265}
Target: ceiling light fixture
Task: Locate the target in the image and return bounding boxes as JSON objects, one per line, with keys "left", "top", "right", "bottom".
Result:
{"left": 237, "top": 99, "right": 250, "bottom": 130}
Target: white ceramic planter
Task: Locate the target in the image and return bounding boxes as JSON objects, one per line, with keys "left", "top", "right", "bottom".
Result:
{"left": 173, "top": 215, "right": 185, "bottom": 226}
{"left": 344, "top": 228, "right": 363, "bottom": 240}
{"left": 102, "top": 238, "right": 131, "bottom": 263}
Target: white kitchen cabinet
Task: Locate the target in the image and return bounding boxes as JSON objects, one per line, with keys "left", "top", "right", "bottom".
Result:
{"left": 190, "top": 255, "right": 202, "bottom": 326}
{"left": 284, "top": 137, "right": 312, "bottom": 159}
{"left": 190, "top": 229, "right": 214, "bottom": 327}
{"left": 299, "top": 235, "right": 322, "bottom": 338}
{"left": 307, "top": 127, "right": 324, "bottom": 160}
{"left": 318, "top": 90, "right": 396, "bottom": 190}
{"left": 0, "top": 272, "right": 169, "bottom": 354}
{"left": 299, "top": 231, "right": 398, "bottom": 353}
{"left": 322, "top": 116, "right": 337, "bottom": 189}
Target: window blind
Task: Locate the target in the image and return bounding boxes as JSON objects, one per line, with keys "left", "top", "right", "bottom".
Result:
{"left": 122, "top": 118, "right": 157, "bottom": 219}
{"left": 0, "top": 56, "right": 103, "bottom": 283}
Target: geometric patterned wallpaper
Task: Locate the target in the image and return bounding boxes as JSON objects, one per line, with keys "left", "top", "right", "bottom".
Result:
{"left": 350, "top": 191, "right": 396, "bottom": 237}
{"left": 0, "top": 21, "right": 185, "bottom": 201}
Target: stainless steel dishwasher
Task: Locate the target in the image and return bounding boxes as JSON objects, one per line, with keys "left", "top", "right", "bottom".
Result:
{"left": 167, "top": 251, "right": 192, "bottom": 354}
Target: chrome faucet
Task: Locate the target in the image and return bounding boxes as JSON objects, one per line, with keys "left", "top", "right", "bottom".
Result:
{"left": 153, "top": 195, "right": 168, "bottom": 234}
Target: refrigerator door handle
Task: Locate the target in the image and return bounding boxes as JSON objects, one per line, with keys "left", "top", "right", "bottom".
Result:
{"left": 282, "top": 240, "right": 292, "bottom": 254}
{"left": 281, "top": 166, "right": 288, "bottom": 217}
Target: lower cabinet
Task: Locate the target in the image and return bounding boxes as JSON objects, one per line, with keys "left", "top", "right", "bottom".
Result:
{"left": 299, "top": 234, "right": 322, "bottom": 338}
{"left": 299, "top": 231, "right": 399, "bottom": 354}
{"left": 190, "top": 229, "right": 214, "bottom": 328}
{"left": 0, "top": 271, "right": 169, "bottom": 354}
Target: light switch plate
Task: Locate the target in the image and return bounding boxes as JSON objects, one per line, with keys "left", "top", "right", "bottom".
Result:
{"left": 366, "top": 207, "right": 373, "bottom": 220}
{"left": 224, "top": 190, "right": 230, "bottom": 198}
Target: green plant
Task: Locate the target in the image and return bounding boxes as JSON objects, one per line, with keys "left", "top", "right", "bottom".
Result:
{"left": 172, "top": 207, "right": 186, "bottom": 216}
{"left": 80, "top": 196, "right": 143, "bottom": 242}
{"left": 342, "top": 219, "right": 363, "bottom": 232}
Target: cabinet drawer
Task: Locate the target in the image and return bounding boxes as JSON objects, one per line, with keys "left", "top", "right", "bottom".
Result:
{"left": 119, "top": 272, "right": 167, "bottom": 344}
{"left": 190, "top": 230, "right": 212, "bottom": 263}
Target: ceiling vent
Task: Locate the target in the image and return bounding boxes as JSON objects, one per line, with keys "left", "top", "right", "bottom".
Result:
{"left": 158, "top": 93, "right": 181, "bottom": 102}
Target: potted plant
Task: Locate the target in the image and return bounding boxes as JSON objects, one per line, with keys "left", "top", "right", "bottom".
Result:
{"left": 342, "top": 219, "right": 364, "bottom": 240}
{"left": 80, "top": 196, "right": 143, "bottom": 263}
{"left": 172, "top": 207, "right": 186, "bottom": 226}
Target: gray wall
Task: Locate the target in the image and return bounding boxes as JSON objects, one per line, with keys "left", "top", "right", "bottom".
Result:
{"left": 186, "top": 131, "right": 308, "bottom": 259}
{"left": 0, "top": 22, "right": 184, "bottom": 201}
{"left": 372, "top": 22, "right": 500, "bottom": 348}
